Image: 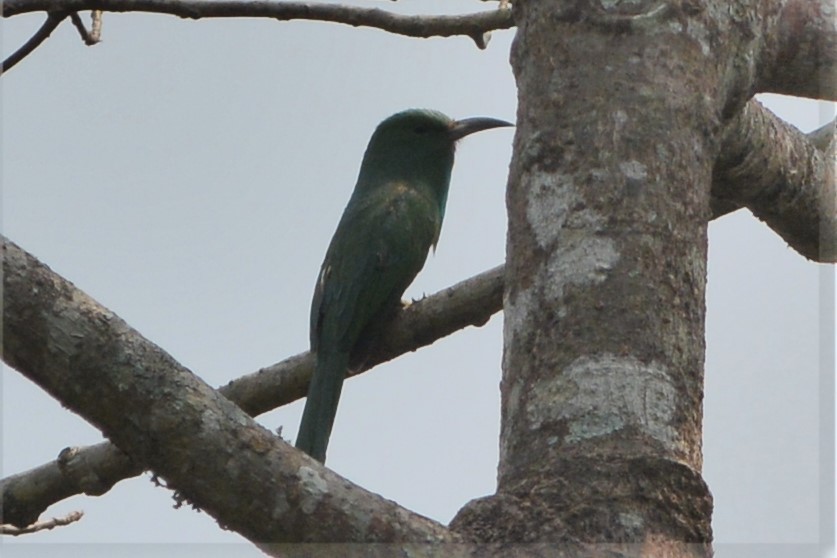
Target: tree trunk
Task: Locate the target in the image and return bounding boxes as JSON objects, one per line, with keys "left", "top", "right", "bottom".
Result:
{"left": 451, "top": 2, "right": 759, "bottom": 555}
{"left": 2, "top": 0, "right": 832, "bottom": 552}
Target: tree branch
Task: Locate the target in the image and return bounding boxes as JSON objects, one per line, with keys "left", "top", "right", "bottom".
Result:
{"left": 713, "top": 99, "right": 836, "bottom": 262}
{"left": 223, "top": 264, "right": 504, "bottom": 417}
{"left": 69, "top": 11, "right": 102, "bottom": 45}
{"left": 1, "top": 11, "right": 68, "bottom": 74}
{"left": 0, "top": 510, "right": 84, "bottom": 535}
{"left": 757, "top": 0, "right": 837, "bottom": 100}
{"left": 1, "top": 236, "right": 459, "bottom": 546}
{"left": 1, "top": 236, "right": 501, "bottom": 532}
{"left": 3, "top": 92, "right": 832, "bottom": 523}
{"left": 6, "top": 97, "right": 833, "bottom": 515}
{"left": 1, "top": 443, "right": 143, "bottom": 528}
{"left": 3, "top": 0, "right": 515, "bottom": 49}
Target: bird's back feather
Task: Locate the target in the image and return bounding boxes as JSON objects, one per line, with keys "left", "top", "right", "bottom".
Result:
{"left": 296, "top": 181, "right": 442, "bottom": 462}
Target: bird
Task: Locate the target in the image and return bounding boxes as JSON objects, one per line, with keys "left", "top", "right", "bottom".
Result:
{"left": 294, "top": 108, "right": 512, "bottom": 463}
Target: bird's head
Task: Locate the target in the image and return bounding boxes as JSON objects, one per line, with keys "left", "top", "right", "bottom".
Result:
{"left": 364, "top": 108, "right": 512, "bottom": 160}
{"left": 356, "top": 109, "right": 512, "bottom": 207}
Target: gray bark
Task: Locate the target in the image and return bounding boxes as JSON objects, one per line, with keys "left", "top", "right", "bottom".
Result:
{"left": 2, "top": 0, "right": 835, "bottom": 552}
{"left": 2, "top": 237, "right": 455, "bottom": 548}
{"left": 451, "top": 2, "right": 797, "bottom": 555}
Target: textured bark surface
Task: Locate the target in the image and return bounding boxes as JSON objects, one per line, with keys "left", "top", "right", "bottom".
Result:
{"left": 1, "top": 443, "right": 141, "bottom": 528}
{"left": 714, "top": 100, "right": 836, "bottom": 261}
{"left": 2, "top": 237, "right": 456, "bottom": 546}
{"left": 3, "top": 0, "right": 835, "bottom": 551}
{"left": 757, "top": 0, "right": 837, "bottom": 99}
{"left": 451, "top": 1, "right": 757, "bottom": 553}
{"left": 1, "top": 264, "right": 504, "bottom": 528}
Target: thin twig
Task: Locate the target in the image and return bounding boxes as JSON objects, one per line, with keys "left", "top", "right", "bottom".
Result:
{"left": 3, "top": 0, "right": 515, "bottom": 49}
{"left": 2, "top": 11, "right": 68, "bottom": 74}
{"left": 90, "top": 10, "right": 103, "bottom": 41}
{"left": 70, "top": 11, "right": 101, "bottom": 45}
{"left": 0, "top": 511, "right": 84, "bottom": 535}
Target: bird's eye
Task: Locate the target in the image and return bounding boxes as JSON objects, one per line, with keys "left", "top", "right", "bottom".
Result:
{"left": 413, "top": 125, "right": 429, "bottom": 135}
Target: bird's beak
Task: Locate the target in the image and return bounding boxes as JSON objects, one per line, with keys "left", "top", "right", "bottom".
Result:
{"left": 449, "top": 117, "right": 514, "bottom": 141}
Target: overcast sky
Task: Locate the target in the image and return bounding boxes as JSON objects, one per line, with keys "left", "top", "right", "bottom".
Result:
{"left": 2, "top": 3, "right": 834, "bottom": 556}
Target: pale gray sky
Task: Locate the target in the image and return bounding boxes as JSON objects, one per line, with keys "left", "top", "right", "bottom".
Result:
{"left": 2, "top": 3, "right": 834, "bottom": 556}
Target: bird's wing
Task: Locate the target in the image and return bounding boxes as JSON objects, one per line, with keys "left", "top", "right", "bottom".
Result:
{"left": 311, "top": 182, "right": 442, "bottom": 354}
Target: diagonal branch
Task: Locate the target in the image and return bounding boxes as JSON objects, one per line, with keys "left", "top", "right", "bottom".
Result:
{"left": 1, "top": 443, "right": 142, "bottom": 528}
{"left": 1, "top": 11, "right": 68, "bottom": 74}
{"left": 3, "top": 0, "right": 515, "bottom": 49}
{"left": 2, "top": 236, "right": 459, "bottom": 546}
{"left": 6, "top": 97, "right": 833, "bottom": 516}
{"left": 224, "top": 264, "right": 504, "bottom": 416}
{"left": 1, "top": 236, "right": 502, "bottom": 529}
{"left": 1, "top": 510, "right": 84, "bottom": 535}
{"left": 756, "top": 0, "right": 837, "bottom": 101}
{"left": 712, "top": 99, "right": 836, "bottom": 262}
{"left": 3, "top": 94, "right": 833, "bottom": 522}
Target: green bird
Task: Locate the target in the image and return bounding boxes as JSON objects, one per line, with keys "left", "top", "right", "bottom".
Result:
{"left": 295, "top": 109, "right": 512, "bottom": 463}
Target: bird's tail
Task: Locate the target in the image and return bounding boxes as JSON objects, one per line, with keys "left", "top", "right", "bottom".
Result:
{"left": 295, "top": 349, "right": 349, "bottom": 462}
